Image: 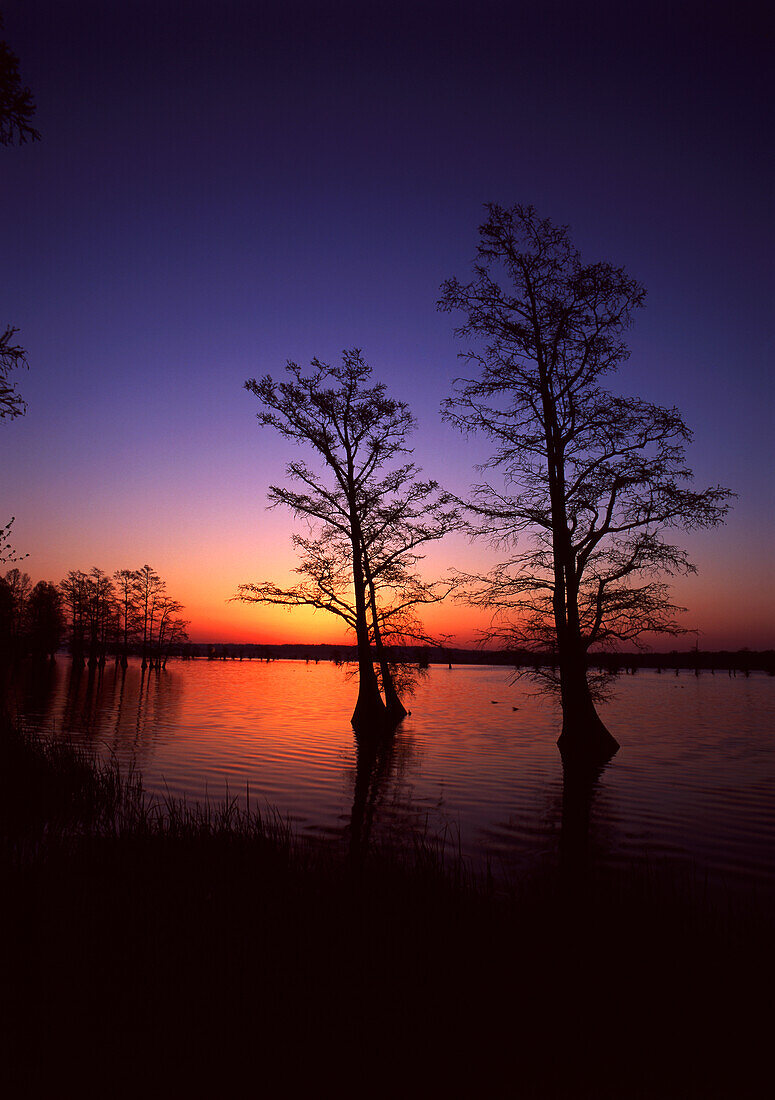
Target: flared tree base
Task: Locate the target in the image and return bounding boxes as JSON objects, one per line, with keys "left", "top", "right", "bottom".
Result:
{"left": 352, "top": 683, "right": 407, "bottom": 732}
{"left": 351, "top": 709, "right": 404, "bottom": 736}
{"left": 557, "top": 708, "right": 619, "bottom": 765}
{"left": 385, "top": 699, "right": 407, "bottom": 723}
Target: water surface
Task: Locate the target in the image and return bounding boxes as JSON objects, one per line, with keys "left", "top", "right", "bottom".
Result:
{"left": 10, "top": 658, "right": 774, "bottom": 900}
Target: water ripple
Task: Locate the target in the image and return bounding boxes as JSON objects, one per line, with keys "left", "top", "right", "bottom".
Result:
{"left": 10, "top": 658, "right": 775, "bottom": 901}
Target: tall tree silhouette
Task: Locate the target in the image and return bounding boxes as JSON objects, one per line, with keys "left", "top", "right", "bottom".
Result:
{"left": 134, "top": 564, "right": 164, "bottom": 669}
{"left": 113, "top": 568, "right": 140, "bottom": 668}
{"left": 2, "top": 566, "right": 30, "bottom": 654}
{"left": 59, "top": 567, "right": 117, "bottom": 667}
{"left": 440, "top": 204, "right": 731, "bottom": 760}
{"left": 238, "top": 350, "right": 457, "bottom": 729}
{"left": 84, "top": 567, "right": 117, "bottom": 668}
{"left": 153, "top": 594, "right": 189, "bottom": 668}
{"left": 27, "top": 581, "right": 64, "bottom": 659}
{"left": 59, "top": 569, "right": 90, "bottom": 665}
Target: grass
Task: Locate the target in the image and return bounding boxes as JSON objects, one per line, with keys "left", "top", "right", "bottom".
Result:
{"left": 0, "top": 714, "right": 769, "bottom": 1097}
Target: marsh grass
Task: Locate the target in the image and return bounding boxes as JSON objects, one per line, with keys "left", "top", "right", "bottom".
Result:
{"left": 0, "top": 716, "right": 141, "bottom": 838}
{"left": 1, "top": 715, "right": 768, "bottom": 1097}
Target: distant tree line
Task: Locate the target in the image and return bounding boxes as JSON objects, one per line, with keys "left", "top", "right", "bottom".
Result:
{"left": 176, "top": 641, "right": 775, "bottom": 676}
{"left": 0, "top": 564, "right": 188, "bottom": 668}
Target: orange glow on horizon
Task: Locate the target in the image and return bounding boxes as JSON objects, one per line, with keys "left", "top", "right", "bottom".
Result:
{"left": 9, "top": 511, "right": 773, "bottom": 652}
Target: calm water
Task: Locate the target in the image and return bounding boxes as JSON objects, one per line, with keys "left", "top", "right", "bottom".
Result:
{"left": 8, "top": 657, "right": 775, "bottom": 899}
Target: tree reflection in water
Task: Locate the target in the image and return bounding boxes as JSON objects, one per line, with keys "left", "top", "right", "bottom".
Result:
{"left": 346, "top": 712, "right": 617, "bottom": 887}
{"left": 8, "top": 658, "right": 184, "bottom": 769}
{"left": 346, "top": 724, "right": 424, "bottom": 866}
{"left": 558, "top": 755, "right": 612, "bottom": 881}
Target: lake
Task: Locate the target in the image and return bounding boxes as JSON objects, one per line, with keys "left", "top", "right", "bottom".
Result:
{"left": 8, "top": 657, "right": 774, "bottom": 902}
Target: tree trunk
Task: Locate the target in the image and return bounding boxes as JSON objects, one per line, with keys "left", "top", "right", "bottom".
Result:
{"left": 548, "top": 452, "right": 618, "bottom": 762}
{"left": 557, "top": 645, "right": 619, "bottom": 762}
{"left": 380, "top": 652, "right": 407, "bottom": 722}
{"left": 349, "top": 513, "right": 387, "bottom": 730}
{"left": 351, "top": 632, "right": 385, "bottom": 728}
{"left": 362, "top": 549, "right": 407, "bottom": 723}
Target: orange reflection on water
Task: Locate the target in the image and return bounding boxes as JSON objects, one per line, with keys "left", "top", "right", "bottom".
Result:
{"left": 12, "top": 657, "right": 775, "bottom": 901}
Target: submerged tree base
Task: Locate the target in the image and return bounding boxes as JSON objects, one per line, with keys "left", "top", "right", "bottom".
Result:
{"left": 350, "top": 702, "right": 404, "bottom": 737}
{"left": 557, "top": 710, "right": 620, "bottom": 765}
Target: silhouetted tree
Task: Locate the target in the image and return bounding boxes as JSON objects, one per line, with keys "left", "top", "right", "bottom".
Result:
{"left": 27, "top": 581, "right": 64, "bottom": 659}
{"left": 358, "top": 471, "right": 460, "bottom": 715}
{"left": 3, "top": 566, "right": 30, "bottom": 653}
{"left": 274, "top": 532, "right": 441, "bottom": 715}
{"left": 84, "top": 567, "right": 117, "bottom": 667}
{"left": 1, "top": 15, "right": 38, "bottom": 560}
{"left": 59, "top": 569, "right": 89, "bottom": 664}
{"left": 58, "top": 567, "right": 117, "bottom": 667}
{"left": 1, "top": 330, "right": 30, "bottom": 562}
{"left": 0, "top": 516, "right": 27, "bottom": 565}
{"left": 0, "top": 325, "right": 27, "bottom": 421}
{"left": 440, "top": 204, "right": 731, "bottom": 760}
{"left": 154, "top": 594, "right": 189, "bottom": 667}
{"left": 0, "top": 14, "right": 39, "bottom": 145}
{"left": 0, "top": 573, "right": 13, "bottom": 659}
{"left": 238, "top": 350, "right": 457, "bottom": 729}
{"left": 58, "top": 564, "right": 185, "bottom": 667}
{"left": 134, "top": 564, "right": 164, "bottom": 668}
{"left": 113, "top": 568, "right": 140, "bottom": 667}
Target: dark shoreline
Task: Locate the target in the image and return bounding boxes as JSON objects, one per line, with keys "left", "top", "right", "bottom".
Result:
{"left": 1, "top": 716, "right": 770, "bottom": 1096}
{"left": 173, "top": 641, "right": 775, "bottom": 675}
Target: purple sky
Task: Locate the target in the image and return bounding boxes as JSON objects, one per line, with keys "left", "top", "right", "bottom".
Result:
{"left": 2, "top": 0, "right": 773, "bottom": 648}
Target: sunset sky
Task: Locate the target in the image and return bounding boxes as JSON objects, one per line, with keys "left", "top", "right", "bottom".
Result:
{"left": 2, "top": 0, "right": 772, "bottom": 650}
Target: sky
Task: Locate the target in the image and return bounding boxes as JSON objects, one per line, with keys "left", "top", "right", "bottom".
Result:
{"left": 1, "top": 0, "right": 773, "bottom": 650}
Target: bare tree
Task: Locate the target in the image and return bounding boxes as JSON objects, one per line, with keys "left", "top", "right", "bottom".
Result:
{"left": 0, "top": 325, "right": 28, "bottom": 421}
{"left": 251, "top": 524, "right": 454, "bottom": 719}
{"left": 27, "top": 581, "right": 64, "bottom": 659}
{"left": 1, "top": 16, "right": 38, "bottom": 560}
{"left": 155, "top": 595, "right": 189, "bottom": 667}
{"left": 439, "top": 203, "right": 731, "bottom": 760}
{"left": 359, "top": 478, "right": 459, "bottom": 715}
{"left": 2, "top": 566, "right": 30, "bottom": 653}
{"left": 0, "top": 328, "right": 28, "bottom": 563}
{"left": 59, "top": 569, "right": 90, "bottom": 665}
{"left": 0, "top": 516, "right": 26, "bottom": 565}
{"left": 237, "top": 350, "right": 458, "bottom": 729}
{"left": 134, "top": 564, "right": 164, "bottom": 669}
{"left": 113, "top": 568, "right": 140, "bottom": 668}
{"left": 85, "top": 567, "right": 117, "bottom": 667}
{"left": 0, "top": 15, "right": 40, "bottom": 146}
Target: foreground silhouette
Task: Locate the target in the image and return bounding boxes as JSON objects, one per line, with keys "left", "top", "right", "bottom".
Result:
{"left": 3, "top": 714, "right": 768, "bottom": 1098}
